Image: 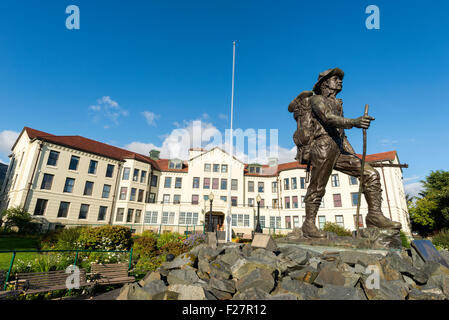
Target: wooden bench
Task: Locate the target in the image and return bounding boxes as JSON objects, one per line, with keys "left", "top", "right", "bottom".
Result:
{"left": 89, "top": 263, "right": 135, "bottom": 286}
{"left": 13, "top": 268, "right": 90, "bottom": 295}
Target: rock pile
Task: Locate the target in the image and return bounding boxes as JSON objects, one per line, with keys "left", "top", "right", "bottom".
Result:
{"left": 117, "top": 240, "right": 449, "bottom": 300}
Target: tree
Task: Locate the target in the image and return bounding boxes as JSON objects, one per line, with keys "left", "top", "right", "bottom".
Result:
{"left": 409, "top": 170, "right": 449, "bottom": 235}
{"left": 1, "top": 207, "right": 40, "bottom": 234}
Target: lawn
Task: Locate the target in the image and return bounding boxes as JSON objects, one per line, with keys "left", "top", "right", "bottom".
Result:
{"left": 0, "top": 236, "right": 41, "bottom": 270}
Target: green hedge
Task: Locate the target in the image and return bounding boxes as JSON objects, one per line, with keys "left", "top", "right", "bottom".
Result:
{"left": 78, "top": 225, "right": 133, "bottom": 251}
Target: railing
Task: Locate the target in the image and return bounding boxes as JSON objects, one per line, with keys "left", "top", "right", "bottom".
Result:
{"left": 0, "top": 249, "right": 133, "bottom": 291}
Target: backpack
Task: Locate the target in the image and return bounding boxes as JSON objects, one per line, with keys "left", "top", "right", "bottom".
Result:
{"left": 288, "top": 90, "right": 315, "bottom": 165}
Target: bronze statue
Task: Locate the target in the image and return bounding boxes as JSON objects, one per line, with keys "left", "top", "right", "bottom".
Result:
{"left": 289, "top": 68, "right": 402, "bottom": 238}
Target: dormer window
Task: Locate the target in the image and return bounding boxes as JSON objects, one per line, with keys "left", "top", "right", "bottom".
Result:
{"left": 169, "top": 159, "right": 182, "bottom": 169}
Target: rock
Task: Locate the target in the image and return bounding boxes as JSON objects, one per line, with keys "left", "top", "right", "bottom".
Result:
{"left": 126, "top": 282, "right": 162, "bottom": 300}
{"left": 339, "top": 250, "right": 383, "bottom": 267}
{"left": 198, "top": 247, "right": 223, "bottom": 262}
{"left": 230, "top": 257, "right": 276, "bottom": 280}
{"left": 189, "top": 244, "right": 208, "bottom": 257}
{"left": 197, "top": 270, "right": 210, "bottom": 281}
{"left": 141, "top": 280, "right": 167, "bottom": 300}
{"left": 163, "top": 252, "right": 197, "bottom": 270}
{"left": 307, "top": 257, "right": 322, "bottom": 269}
{"left": 206, "top": 232, "right": 217, "bottom": 249}
{"left": 313, "top": 267, "right": 360, "bottom": 287}
{"left": 251, "top": 234, "right": 277, "bottom": 251}
{"left": 219, "top": 250, "right": 242, "bottom": 266}
{"left": 287, "top": 227, "right": 304, "bottom": 239}
{"left": 379, "top": 257, "right": 402, "bottom": 281}
{"left": 268, "top": 293, "right": 298, "bottom": 300}
{"left": 236, "top": 269, "right": 275, "bottom": 293}
{"left": 402, "top": 274, "right": 417, "bottom": 288}
{"left": 209, "top": 260, "right": 232, "bottom": 280}
{"left": 384, "top": 251, "right": 427, "bottom": 284}
{"left": 273, "top": 277, "right": 318, "bottom": 300}
{"left": 209, "top": 278, "right": 236, "bottom": 294}
{"left": 167, "top": 269, "right": 200, "bottom": 285}
{"left": 439, "top": 250, "right": 449, "bottom": 267}
{"left": 241, "top": 243, "right": 253, "bottom": 257}
{"left": 116, "top": 283, "right": 131, "bottom": 300}
{"left": 232, "top": 287, "right": 271, "bottom": 300}
{"left": 198, "top": 259, "right": 212, "bottom": 274}
{"left": 354, "top": 264, "right": 366, "bottom": 274}
{"left": 361, "top": 278, "right": 408, "bottom": 300}
{"left": 317, "top": 285, "right": 366, "bottom": 300}
{"left": 410, "top": 246, "right": 426, "bottom": 269}
{"left": 425, "top": 274, "right": 449, "bottom": 297}
{"left": 209, "top": 288, "right": 233, "bottom": 300}
{"left": 288, "top": 266, "right": 319, "bottom": 284}
{"left": 163, "top": 291, "right": 179, "bottom": 300}
{"left": 358, "top": 227, "right": 402, "bottom": 249}
{"left": 407, "top": 287, "right": 445, "bottom": 300}
{"left": 138, "top": 271, "right": 161, "bottom": 286}
{"left": 168, "top": 284, "right": 217, "bottom": 300}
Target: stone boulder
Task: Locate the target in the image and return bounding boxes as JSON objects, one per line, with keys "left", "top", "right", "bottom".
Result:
{"left": 162, "top": 252, "right": 197, "bottom": 270}
{"left": 167, "top": 284, "right": 216, "bottom": 300}
{"left": 167, "top": 268, "right": 200, "bottom": 285}
{"left": 235, "top": 268, "right": 275, "bottom": 293}
{"left": 272, "top": 277, "right": 318, "bottom": 300}
{"left": 232, "top": 287, "right": 271, "bottom": 300}
{"left": 317, "top": 285, "right": 366, "bottom": 300}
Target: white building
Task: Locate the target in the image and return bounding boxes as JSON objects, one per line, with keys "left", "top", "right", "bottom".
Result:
{"left": 0, "top": 127, "right": 411, "bottom": 235}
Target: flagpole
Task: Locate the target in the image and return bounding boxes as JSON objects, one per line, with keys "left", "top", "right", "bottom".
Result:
{"left": 226, "top": 41, "right": 236, "bottom": 242}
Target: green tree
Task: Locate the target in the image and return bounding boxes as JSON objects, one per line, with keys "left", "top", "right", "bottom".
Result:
{"left": 409, "top": 170, "right": 449, "bottom": 235}
{"left": 1, "top": 207, "right": 40, "bottom": 234}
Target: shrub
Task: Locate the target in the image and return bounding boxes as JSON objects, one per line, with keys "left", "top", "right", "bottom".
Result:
{"left": 432, "top": 229, "right": 449, "bottom": 250}
{"left": 157, "top": 232, "right": 184, "bottom": 248}
{"left": 400, "top": 230, "right": 411, "bottom": 248}
{"left": 78, "top": 225, "right": 133, "bottom": 250}
{"left": 134, "top": 255, "right": 166, "bottom": 274}
{"left": 41, "top": 227, "right": 85, "bottom": 250}
{"left": 183, "top": 233, "right": 206, "bottom": 248}
{"left": 1, "top": 207, "right": 41, "bottom": 234}
{"left": 159, "top": 241, "right": 188, "bottom": 256}
{"left": 133, "top": 231, "right": 158, "bottom": 259}
{"left": 323, "top": 222, "right": 352, "bottom": 237}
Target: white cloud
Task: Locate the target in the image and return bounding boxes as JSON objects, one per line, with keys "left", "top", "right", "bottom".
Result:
{"left": 88, "top": 96, "right": 128, "bottom": 126}
{"left": 218, "top": 113, "right": 228, "bottom": 120}
{"left": 142, "top": 111, "right": 160, "bottom": 126}
{"left": 0, "top": 130, "right": 19, "bottom": 157}
{"left": 379, "top": 138, "right": 399, "bottom": 146}
{"left": 404, "top": 182, "right": 423, "bottom": 198}
{"left": 125, "top": 142, "right": 161, "bottom": 156}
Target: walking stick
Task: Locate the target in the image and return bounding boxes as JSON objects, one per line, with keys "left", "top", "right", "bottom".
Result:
{"left": 355, "top": 104, "right": 369, "bottom": 238}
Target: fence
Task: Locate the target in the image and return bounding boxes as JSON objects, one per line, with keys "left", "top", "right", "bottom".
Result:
{"left": 0, "top": 249, "right": 133, "bottom": 291}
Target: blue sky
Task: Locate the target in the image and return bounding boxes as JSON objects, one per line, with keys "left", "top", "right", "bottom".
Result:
{"left": 0, "top": 0, "right": 448, "bottom": 196}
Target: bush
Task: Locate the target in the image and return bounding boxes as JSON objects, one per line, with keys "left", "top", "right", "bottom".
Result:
{"left": 183, "top": 233, "right": 206, "bottom": 248}
{"left": 400, "top": 231, "right": 411, "bottom": 248}
{"left": 159, "top": 241, "right": 188, "bottom": 256}
{"left": 1, "top": 207, "right": 41, "bottom": 234}
{"left": 78, "top": 225, "right": 133, "bottom": 250}
{"left": 133, "top": 231, "right": 158, "bottom": 259}
{"left": 41, "top": 227, "right": 85, "bottom": 250}
{"left": 134, "top": 255, "right": 166, "bottom": 274}
{"left": 323, "top": 222, "right": 352, "bottom": 237}
{"left": 432, "top": 229, "right": 449, "bottom": 250}
{"left": 157, "top": 232, "right": 184, "bottom": 248}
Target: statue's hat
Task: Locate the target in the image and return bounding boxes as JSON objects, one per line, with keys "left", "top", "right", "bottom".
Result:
{"left": 312, "top": 68, "right": 344, "bottom": 94}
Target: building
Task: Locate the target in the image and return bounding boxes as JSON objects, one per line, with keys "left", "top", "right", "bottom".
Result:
{"left": 0, "top": 127, "right": 411, "bottom": 235}
{"left": 0, "top": 163, "right": 7, "bottom": 191}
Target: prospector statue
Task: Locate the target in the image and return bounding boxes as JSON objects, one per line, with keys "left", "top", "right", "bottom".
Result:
{"left": 289, "top": 68, "right": 401, "bottom": 238}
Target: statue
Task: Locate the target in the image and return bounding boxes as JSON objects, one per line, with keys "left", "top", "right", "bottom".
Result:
{"left": 289, "top": 68, "right": 402, "bottom": 238}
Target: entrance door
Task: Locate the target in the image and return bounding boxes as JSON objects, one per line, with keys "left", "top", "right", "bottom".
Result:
{"left": 205, "top": 213, "right": 224, "bottom": 231}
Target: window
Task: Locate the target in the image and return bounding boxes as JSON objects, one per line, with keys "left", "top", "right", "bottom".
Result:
{"left": 63, "top": 178, "right": 75, "bottom": 193}
{"left": 192, "top": 194, "right": 199, "bottom": 205}
{"left": 212, "top": 178, "right": 219, "bottom": 190}
{"left": 249, "top": 167, "right": 255, "bottom": 173}
{"left": 127, "top": 209, "right": 134, "bottom": 222}
{"left": 284, "top": 178, "right": 289, "bottom": 190}
{"left": 83, "top": 181, "right": 94, "bottom": 196}
{"left": 353, "top": 215, "right": 364, "bottom": 228}
{"left": 41, "top": 174, "right": 54, "bottom": 190}
{"left": 79, "top": 204, "right": 89, "bottom": 219}
{"left": 320, "top": 198, "right": 325, "bottom": 208}
{"left": 293, "top": 216, "right": 300, "bottom": 228}
{"left": 175, "top": 177, "right": 182, "bottom": 189}
{"left": 256, "top": 167, "right": 261, "bottom": 174}
{"left": 335, "top": 215, "right": 344, "bottom": 227}
{"left": 106, "top": 164, "right": 114, "bottom": 178}
{"left": 292, "top": 196, "right": 298, "bottom": 209}
{"left": 140, "top": 170, "right": 147, "bottom": 183}
{"left": 203, "top": 178, "right": 210, "bottom": 189}
{"left": 164, "top": 177, "right": 172, "bottom": 188}
{"left": 232, "top": 214, "right": 250, "bottom": 227}
{"left": 204, "top": 163, "right": 211, "bottom": 172}
{"left": 162, "top": 212, "right": 176, "bottom": 224}
{"left": 221, "top": 164, "right": 228, "bottom": 173}
{"left": 169, "top": 161, "right": 182, "bottom": 169}
{"left": 47, "top": 150, "right": 59, "bottom": 166}
{"left": 150, "top": 175, "right": 158, "bottom": 187}
{"left": 130, "top": 188, "right": 137, "bottom": 201}
{"left": 102, "top": 184, "right": 111, "bottom": 198}
{"left": 231, "top": 179, "right": 238, "bottom": 191}
{"left": 285, "top": 216, "right": 292, "bottom": 229}
{"left": 34, "top": 199, "right": 48, "bottom": 216}
{"left": 248, "top": 181, "right": 254, "bottom": 192}
{"left": 173, "top": 194, "right": 181, "bottom": 204}
{"left": 333, "top": 194, "right": 342, "bottom": 207}
{"left": 351, "top": 192, "right": 359, "bottom": 206}
{"left": 98, "top": 206, "right": 107, "bottom": 221}
{"left": 220, "top": 196, "right": 227, "bottom": 202}
{"left": 135, "top": 210, "right": 142, "bottom": 223}
{"left": 116, "top": 208, "right": 125, "bottom": 222}
{"left": 163, "top": 194, "right": 170, "bottom": 203}
{"left": 144, "top": 211, "right": 158, "bottom": 224}
{"left": 149, "top": 193, "right": 156, "bottom": 203}
{"left": 270, "top": 216, "right": 281, "bottom": 229}
{"left": 213, "top": 164, "right": 220, "bottom": 172}
{"left": 119, "top": 187, "right": 128, "bottom": 200}
{"left": 258, "top": 182, "right": 264, "bottom": 193}
{"left": 318, "top": 216, "right": 326, "bottom": 229}
{"left": 272, "top": 199, "right": 278, "bottom": 209}
{"left": 349, "top": 176, "right": 358, "bottom": 185}
{"left": 285, "top": 196, "right": 290, "bottom": 209}
{"left": 260, "top": 198, "right": 265, "bottom": 207}
{"left": 88, "top": 160, "right": 98, "bottom": 174}
{"left": 272, "top": 181, "right": 278, "bottom": 193}
{"left": 57, "top": 202, "right": 70, "bottom": 218}
{"left": 221, "top": 179, "right": 227, "bottom": 190}
{"left": 179, "top": 212, "right": 198, "bottom": 225}
{"left": 122, "top": 168, "right": 130, "bottom": 180}
{"left": 131, "top": 169, "right": 138, "bottom": 182}
{"left": 300, "top": 177, "right": 306, "bottom": 189}
{"left": 138, "top": 189, "right": 144, "bottom": 202}
{"left": 193, "top": 177, "right": 200, "bottom": 189}
{"left": 331, "top": 174, "right": 340, "bottom": 187}
{"left": 301, "top": 196, "right": 306, "bottom": 208}
{"left": 248, "top": 198, "right": 254, "bottom": 207}
{"left": 231, "top": 197, "right": 237, "bottom": 207}
{"left": 260, "top": 216, "right": 266, "bottom": 228}
{"left": 291, "top": 178, "right": 297, "bottom": 190}
{"left": 244, "top": 215, "right": 250, "bottom": 227}
{"left": 69, "top": 155, "right": 80, "bottom": 171}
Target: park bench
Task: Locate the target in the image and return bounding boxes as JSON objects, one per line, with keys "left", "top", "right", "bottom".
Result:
{"left": 12, "top": 268, "right": 90, "bottom": 295}
{"left": 89, "top": 263, "right": 135, "bottom": 286}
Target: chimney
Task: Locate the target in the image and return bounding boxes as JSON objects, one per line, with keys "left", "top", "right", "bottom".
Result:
{"left": 149, "top": 149, "right": 160, "bottom": 160}
{"left": 268, "top": 157, "right": 278, "bottom": 167}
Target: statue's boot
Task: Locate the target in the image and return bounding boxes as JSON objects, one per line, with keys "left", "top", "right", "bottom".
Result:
{"left": 302, "top": 204, "right": 326, "bottom": 238}
{"left": 364, "top": 189, "right": 402, "bottom": 230}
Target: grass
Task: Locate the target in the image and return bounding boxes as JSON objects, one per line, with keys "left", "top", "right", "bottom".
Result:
{"left": 0, "top": 236, "right": 41, "bottom": 270}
